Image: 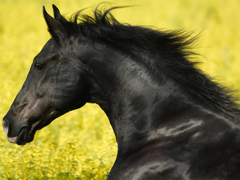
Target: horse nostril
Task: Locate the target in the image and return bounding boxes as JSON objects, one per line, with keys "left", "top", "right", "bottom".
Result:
{"left": 16, "top": 103, "right": 27, "bottom": 113}
{"left": 2, "top": 119, "right": 9, "bottom": 135}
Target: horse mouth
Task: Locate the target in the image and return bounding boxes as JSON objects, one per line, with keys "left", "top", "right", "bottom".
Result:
{"left": 15, "top": 127, "right": 32, "bottom": 145}
{"left": 5, "top": 120, "right": 41, "bottom": 145}
{"left": 7, "top": 127, "right": 33, "bottom": 145}
{"left": 3, "top": 110, "right": 59, "bottom": 145}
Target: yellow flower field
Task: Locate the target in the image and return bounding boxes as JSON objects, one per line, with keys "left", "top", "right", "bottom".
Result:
{"left": 0, "top": 0, "right": 240, "bottom": 179}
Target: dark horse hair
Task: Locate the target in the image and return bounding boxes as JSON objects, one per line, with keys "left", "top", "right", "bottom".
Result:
{"left": 54, "top": 4, "right": 240, "bottom": 118}
{"left": 3, "top": 4, "right": 240, "bottom": 179}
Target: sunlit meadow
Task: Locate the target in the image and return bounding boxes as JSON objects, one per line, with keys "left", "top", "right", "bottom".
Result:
{"left": 0, "top": 0, "right": 240, "bottom": 179}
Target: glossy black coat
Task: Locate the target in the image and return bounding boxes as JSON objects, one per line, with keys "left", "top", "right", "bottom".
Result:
{"left": 3, "top": 4, "right": 240, "bottom": 179}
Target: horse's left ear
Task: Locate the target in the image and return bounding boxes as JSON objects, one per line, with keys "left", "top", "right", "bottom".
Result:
{"left": 43, "top": 6, "right": 67, "bottom": 46}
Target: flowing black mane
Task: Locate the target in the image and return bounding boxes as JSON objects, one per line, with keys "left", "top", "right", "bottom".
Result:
{"left": 4, "top": 4, "right": 240, "bottom": 179}
{"left": 54, "top": 5, "right": 240, "bottom": 117}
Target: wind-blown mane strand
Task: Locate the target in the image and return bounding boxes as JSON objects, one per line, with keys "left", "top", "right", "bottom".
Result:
{"left": 60, "top": 5, "right": 240, "bottom": 117}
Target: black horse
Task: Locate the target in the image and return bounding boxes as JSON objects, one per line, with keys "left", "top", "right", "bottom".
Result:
{"left": 3, "top": 4, "right": 240, "bottom": 179}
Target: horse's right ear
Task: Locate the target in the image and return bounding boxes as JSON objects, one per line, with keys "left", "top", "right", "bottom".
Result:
{"left": 43, "top": 6, "right": 67, "bottom": 46}
{"left": 52, "top": 4, "right": 67, "bottom": 23}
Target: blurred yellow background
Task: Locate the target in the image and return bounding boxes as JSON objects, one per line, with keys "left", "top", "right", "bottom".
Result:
{"left": 0, "top": 0, "right": 240, "bottom": 179}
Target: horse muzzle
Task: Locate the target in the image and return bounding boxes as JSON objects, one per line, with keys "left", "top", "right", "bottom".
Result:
{"left": 2, "top": 119, "right": 18, "bottom": 143}
{"left": 2, "top": 116, "right": 34, "bottom": 145}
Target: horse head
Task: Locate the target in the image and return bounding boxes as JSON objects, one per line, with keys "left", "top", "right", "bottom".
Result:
{"left": 2, "top": 5, "right": 90, "bottom": 145}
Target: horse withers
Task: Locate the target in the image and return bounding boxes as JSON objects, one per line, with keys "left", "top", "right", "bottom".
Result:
{"left": 3, "top": 4, "right": 240, "bottom": 179}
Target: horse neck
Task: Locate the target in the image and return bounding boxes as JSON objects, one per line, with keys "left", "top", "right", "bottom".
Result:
{"left": 74, "top": 41, "right": 220, "bottom": 155}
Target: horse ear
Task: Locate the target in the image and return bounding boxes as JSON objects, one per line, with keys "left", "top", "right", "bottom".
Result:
{"left": 43, "top": 6, "right": 67, "bottom": 46}
{"left": 52, "top": 4, "right": 67, "bottom": 23}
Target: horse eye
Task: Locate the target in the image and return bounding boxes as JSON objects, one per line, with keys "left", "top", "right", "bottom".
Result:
{"left": 34, "top": 63, "right": 44, "bottom": 70}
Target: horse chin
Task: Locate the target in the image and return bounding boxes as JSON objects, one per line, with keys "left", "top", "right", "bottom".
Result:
{"left": 8, "top": 121, "right": 41, "bottom": 145}
{"left": 6, "top": 127, "right": 34, "bottom": 145}
{"left": 14, "top": 127, "right": 35, "bottom": 145}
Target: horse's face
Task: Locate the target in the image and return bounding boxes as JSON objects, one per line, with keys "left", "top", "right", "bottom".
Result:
{"left": 2, "top": 6, "right": 89, "bottom": 145}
